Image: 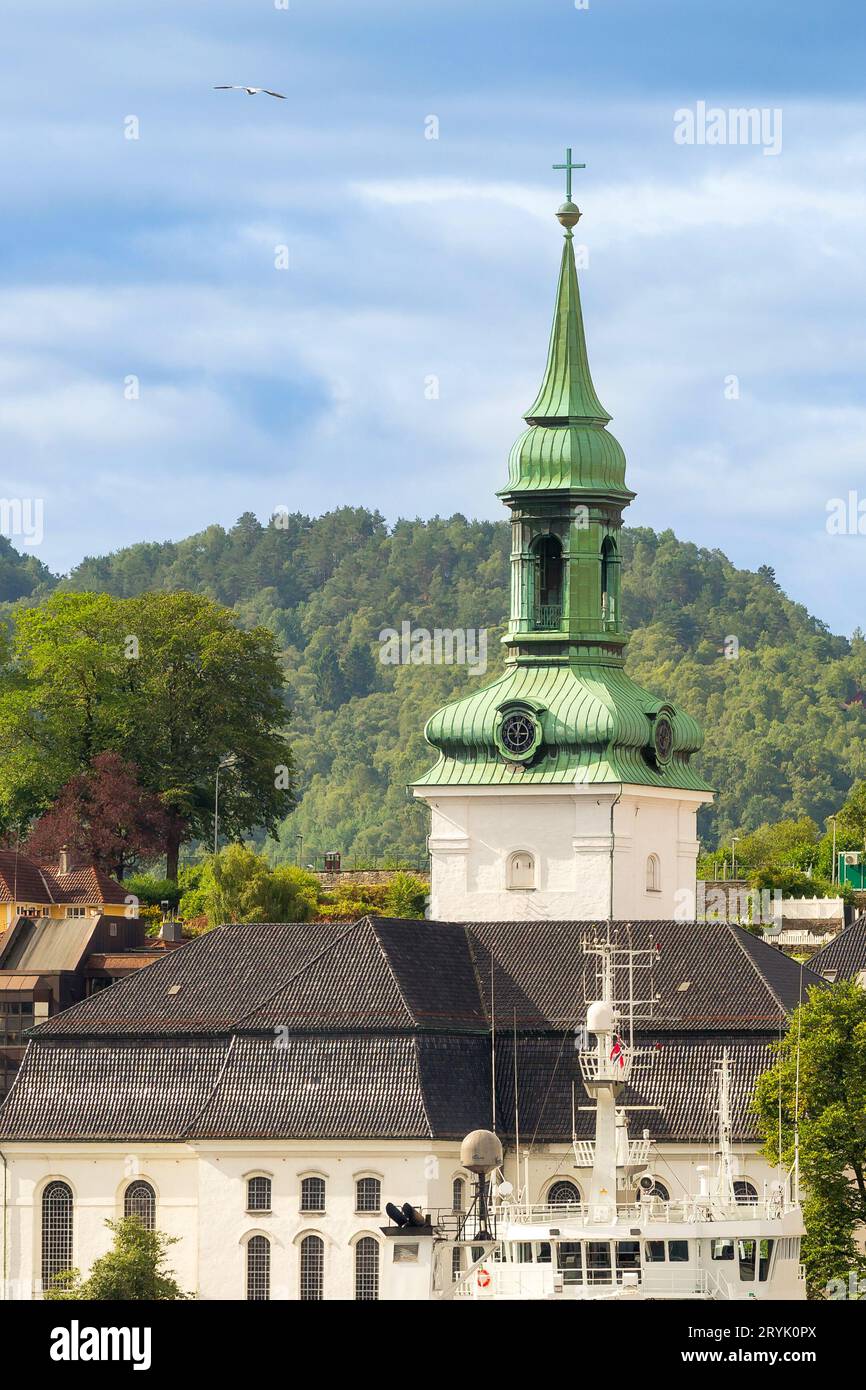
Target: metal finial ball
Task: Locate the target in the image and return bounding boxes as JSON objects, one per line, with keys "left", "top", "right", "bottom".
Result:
{"left": 556, "top": 199, "right": 581, "bottom": 228}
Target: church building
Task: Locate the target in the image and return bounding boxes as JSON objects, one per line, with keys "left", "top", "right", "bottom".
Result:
{"left": 0, "top": 165, "right": 807, "bottom": 1303}
{"left": 413, "top": 176, "right": 712, "bottom": 922}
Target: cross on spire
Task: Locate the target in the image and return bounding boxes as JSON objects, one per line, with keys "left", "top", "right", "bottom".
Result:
{"left": 552, "top": 147, "right": 586, "bottom": 201}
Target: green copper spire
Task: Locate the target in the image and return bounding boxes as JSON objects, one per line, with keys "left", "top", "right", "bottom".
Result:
{"left": 412, "top": 154, "right": 708, "bottom": 794}
{"left": 524, "top": 227, "right": 611, "bottom": 425}
{"left": 500, "top": 156, "right": 629, "bottom": 500}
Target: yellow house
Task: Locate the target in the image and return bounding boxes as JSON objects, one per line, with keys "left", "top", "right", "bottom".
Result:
{"left": 0, "top": 849, "right": 133, "bottom": 934}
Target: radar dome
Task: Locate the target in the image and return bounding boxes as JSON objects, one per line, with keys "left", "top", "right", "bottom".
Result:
{"left": 460, "top": 1129, "right": 503, "bottom": 1175}
{"left": 586, "top": 1000, "right": 615, "bottom": 1034}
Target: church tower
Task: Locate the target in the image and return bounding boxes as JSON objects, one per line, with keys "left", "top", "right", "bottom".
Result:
{"left": 413, "top": 153, "right": 713, "bottom": 921}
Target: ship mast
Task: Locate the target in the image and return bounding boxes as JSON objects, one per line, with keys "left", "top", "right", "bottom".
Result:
{"left": 714, "top": 1049, "right": 737, "bottom": 1202}
{"left": 577, "top": 930, "right": 657, "bottom": 1220}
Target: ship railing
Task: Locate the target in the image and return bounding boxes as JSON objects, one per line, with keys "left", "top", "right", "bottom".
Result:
{"left": 572, "top": 1138, "right": 651, "bottom": 1169}
{"left": 452, "top": 1264, "right": 730, "bottom": 1300}
{"left": 498, "top": 1195, "right": 791, "bottom": 1225}
{"left": 577, "top": 1047, "right": 655, "bottom": 1085}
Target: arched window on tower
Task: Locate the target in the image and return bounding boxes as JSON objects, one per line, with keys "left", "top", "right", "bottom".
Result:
{"left": 601, "top": 536, "right": 619, "bottom": 628}
{"left": 646, "top": 854, "right": 661, "bottom": 893}
{"left": 507, "top": 851, "right": 536, "bottom": 891}
{"left": 533, "top": 535, "right": 563, "bottom": 630}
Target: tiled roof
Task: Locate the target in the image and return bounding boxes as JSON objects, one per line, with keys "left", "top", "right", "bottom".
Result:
{"left": 810, "top": 917, "right": 866, "bottom": 981}
{"left": 35, "top": 917, "right": 821, "bottom": 1040}
{"left": 0, "top": 917, "right": 821, "bottom": 1145}
{"left": 468, "top": 919, "right": 818, "bottom": 1031}
{"left": 0, "top": 851, "right": 57, "bottom": 904}
{"left": 0, "top": 852, "right": 126, "bottom": 906}
{"left": 190, "top": 1034, "right": 432, "bottom": 1140}
{"left": 0, "top": 1038, "right": 229, "bottom": 1141}
{"left": 53, "top": 866, "right": 127, "bottom": 904}
{"left": 0, "top": 1028, "right": 773, "bottom": 1145}
{"left": 34, "top": 921, "right": 349, "bottom": 1036}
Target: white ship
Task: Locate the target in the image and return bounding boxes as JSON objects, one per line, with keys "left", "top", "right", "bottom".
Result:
{"left": 382, "top": 931, "right": 806, "bottom": 1301}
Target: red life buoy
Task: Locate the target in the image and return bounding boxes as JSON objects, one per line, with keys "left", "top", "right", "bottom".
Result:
{"left": 477, "top": 1267, "right": 491, "bottom": 1288}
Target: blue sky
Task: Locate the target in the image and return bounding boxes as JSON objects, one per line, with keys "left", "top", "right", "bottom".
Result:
{"left": 1, "top": 0, "right": 864, "bottom": 632}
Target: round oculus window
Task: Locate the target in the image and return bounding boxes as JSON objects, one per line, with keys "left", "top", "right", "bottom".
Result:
{"left": 654, "top": 716, "right": 673, "bottom": 762}
{"left": 500, "top": 711, "right": 537, "bottom": 757}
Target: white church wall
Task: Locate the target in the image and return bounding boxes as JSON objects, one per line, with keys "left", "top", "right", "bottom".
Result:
{"left": 0, "top": 1136, "right": 782, "bottom": 1300}
{"left": 420, "top": 784, "right": 709, "bottom": 922}
{"left": 0, "top": 1141, "right": 466, "bottom": 1301}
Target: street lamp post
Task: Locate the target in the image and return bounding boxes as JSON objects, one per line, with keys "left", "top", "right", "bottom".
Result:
{"left": 830, "top": 815, "right": 837, "bottom": 884}
{"left": 214, "top": 754, "right": 238, "bottom": 856}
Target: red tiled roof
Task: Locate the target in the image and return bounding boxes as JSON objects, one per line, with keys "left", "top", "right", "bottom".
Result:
{"left": 0, "top": 851, "right": 58, "bottom": 904}
{"left": 54, "top": 867, "right": 127, "bottom": 904}
{"left": 0, "top": 853, "right": 126, "bottom": 906}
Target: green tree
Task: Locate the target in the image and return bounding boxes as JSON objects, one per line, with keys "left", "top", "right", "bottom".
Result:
{"left": 311, "top": 648, "right": 348, "bottom": 710}
{"left": 203, "top": 844, "right": 319, "bottom": 926}
{"left": 835, "top": 780, "right": 866, "bottom": 851}
{"left": 45, "top": 1217, "right": 188, "bottom": 1301}
{"left": 754, "top": 981, "right": 866, "bottom": 1298}
{"left": 384, "top": 871, "right": 429, "bottom": 918}
{"left": 341, "top": 640, "right": 377, "bottom": 698}
{"left": 0, "top": 591, "right": 295, "bottom": 879}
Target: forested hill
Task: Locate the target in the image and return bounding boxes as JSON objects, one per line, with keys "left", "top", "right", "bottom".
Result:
{"left": 3, "top": 508, "right": 865, "bottom": 862}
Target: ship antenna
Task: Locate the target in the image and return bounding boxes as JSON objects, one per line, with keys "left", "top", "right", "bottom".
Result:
{"left": 793, "top": 962, "right": 804, "bottom": 1205}
{"left": 513, "top": 1006, "right": 521, "bottom": 1210}
{"left": 490, "top": 951, "right": 496, "bottom": 1133}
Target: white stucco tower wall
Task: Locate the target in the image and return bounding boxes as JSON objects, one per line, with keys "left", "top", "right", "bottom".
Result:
{"left": 415, "top": 783, "right": 713, "bottom": 922}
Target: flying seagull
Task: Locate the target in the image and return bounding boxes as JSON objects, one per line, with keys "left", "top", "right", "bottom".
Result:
{"left": 214, "top": 85, "right": 286, "bottom": 99}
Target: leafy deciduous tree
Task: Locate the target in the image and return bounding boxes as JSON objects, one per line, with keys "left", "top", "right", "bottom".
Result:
{"left": 45, "top": 1216, "right": 188, "bottom": 1301}
{"left": 754, "top": 981, "right": 866, "bottom": 1298}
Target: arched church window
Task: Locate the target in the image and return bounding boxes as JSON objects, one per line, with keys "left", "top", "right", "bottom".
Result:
{"left": 734, "top": 1180, "right": 758, "bottom": 1204}
{"left": 42, "top": 1181, "right": 73, "bottom": 1291}
{"left": 533, "top": 535, "right": 563, "bottom": 630}
{"left": 601, "top": 536, "right": 619, "bottom": 627}
{"left": 124, "top": 1180, "right": 156, "bottom": 1230}
{"left": 646, "top": 854, "right": 661, "bottom": 892}
{"left": 507, "top": 851, "right": 536, "bottom": 891}
{"left": 246, "top": 1234, "right": 270, "bottom": 1301}
{"left": 547, "top": 1180, "right": 581, "bottom": 1209}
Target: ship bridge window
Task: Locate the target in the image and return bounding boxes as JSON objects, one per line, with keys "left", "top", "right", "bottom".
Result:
{"left": 738, "top": 1239, "right": 756, "bottom": 1281}
{"left": 557, "top": 1243, "right": 582, "bottom": 1283}
{"left": 586, "top": 1241, "right": 612, "bottom": 1285}
{"left": 616, "top": 1241, "right": 641, "bottom": 1275}
{"left": 758, "top": 1239, "right": 774, "bottom": 1281}
{"left": 644, "top": 1240, "right": 665, "bottom": 1263}
{"left": 668, "top": 1241, "right": 690, "bottom": 1263}
{"left": 712, "top": 1239, "right": 735, "bottom": 1262}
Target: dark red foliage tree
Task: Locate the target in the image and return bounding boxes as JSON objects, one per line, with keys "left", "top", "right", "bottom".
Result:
{"left": 26, "top": 752, "right": 169, "bottom": 880}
